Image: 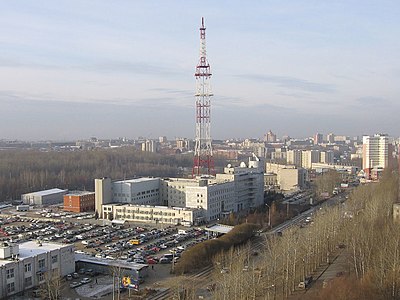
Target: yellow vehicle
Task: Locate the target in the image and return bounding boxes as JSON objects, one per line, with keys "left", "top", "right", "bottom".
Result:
{"left": 129, "top": 239, "right": 141, "bottom": 245}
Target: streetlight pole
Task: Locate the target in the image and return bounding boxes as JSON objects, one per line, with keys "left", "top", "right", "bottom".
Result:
{"left": 265, "top": 203, "right": 271, "bottom": 229}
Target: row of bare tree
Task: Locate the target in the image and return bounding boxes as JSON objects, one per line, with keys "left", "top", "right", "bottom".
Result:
{"left": 0, "top": 148, "right": 193, "bottom": 200}
{"left": 171, "top": 171, "right": 400, "bottom": 299}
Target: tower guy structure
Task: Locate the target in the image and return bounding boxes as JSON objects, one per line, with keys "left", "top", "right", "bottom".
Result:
{"left": 193, "top": 17, "right": 215, "bottom": 177}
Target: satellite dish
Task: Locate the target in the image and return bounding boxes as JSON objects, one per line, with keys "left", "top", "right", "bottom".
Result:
{"left": 227, "top": 164, "right": 232, "bottom": 168}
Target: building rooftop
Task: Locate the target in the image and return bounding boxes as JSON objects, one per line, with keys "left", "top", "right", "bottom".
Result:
{"left": 75, "top": 253, "right": 148, "bottom": 271}
{"left": 204, "top": 223, "right": 234, "bottom": 234}
{"left": 0, "top": 241, "right": 72, "bottom": 267}
{"left": 23, "top": 188, "right": 68, "bottom": 197}
{"left": 65, "top": 191, "right": 95, "bottom": 196}
{"left": 114, "top": 177, "right": 159, "bottom": 184}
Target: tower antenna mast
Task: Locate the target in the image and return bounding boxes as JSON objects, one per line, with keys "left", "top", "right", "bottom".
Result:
{"left": 192, "top": 17, "right": 215, "bottom": 177}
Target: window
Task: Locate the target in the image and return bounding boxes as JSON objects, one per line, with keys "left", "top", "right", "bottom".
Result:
{"left": 25, "top": 276, "right": 33, "bottom": 287}
{"left": 38, "top": 273, "right": 45, "bottom": 282}
{"left": 25, "top": 263, "right": 32, "bottom": 272}
{"left": 7, "top": 282, "right": 15, "bottom": 293}
{"left": 6, "top": 268, "right": 14, "bottom": 279}
{"left": 51, "top": 255, "right": 58, "bottom": 264}
{"left": 38, "top": 259, "right": 45, "bottom": 269}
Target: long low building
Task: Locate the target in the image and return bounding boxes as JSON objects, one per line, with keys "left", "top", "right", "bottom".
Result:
{"left": 75, "top": 254, "right": 148, "bottom": 282}
{"left": 22, "top": 188, "right": 68, "bottom": 206}
{"left": 102, "top": 204, "right": 205, "bottom": 226}
{"left": 0, "top": 241, "right": 75, "bottom": 299}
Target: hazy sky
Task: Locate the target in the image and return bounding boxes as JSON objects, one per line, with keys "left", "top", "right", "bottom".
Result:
{"left": 1, "top": 1, "right": 399, "bottom": 141}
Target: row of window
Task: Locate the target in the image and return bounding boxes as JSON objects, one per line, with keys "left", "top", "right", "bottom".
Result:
{"left": 7, "top": 256, "right": 57, "bottom": 279}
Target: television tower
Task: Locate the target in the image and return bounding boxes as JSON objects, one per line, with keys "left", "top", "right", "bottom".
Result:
{"left": 192, "top": 17, "right": 215, "bottom": 177}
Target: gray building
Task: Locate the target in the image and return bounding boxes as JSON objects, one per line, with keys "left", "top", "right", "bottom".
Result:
{"left": 0, "top": 241, "right": 74, "bottom": 299}
{"left": 21, "top": 188, "right": 68, "bottom": 206}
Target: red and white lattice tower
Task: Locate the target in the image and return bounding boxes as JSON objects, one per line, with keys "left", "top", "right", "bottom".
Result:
{"left": 192, "top": 17, "right": 215, "bottom": 177}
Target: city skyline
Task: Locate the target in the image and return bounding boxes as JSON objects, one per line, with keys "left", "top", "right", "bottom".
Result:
{"left": 1, "top": 1, "right": 400, "bottom": 140}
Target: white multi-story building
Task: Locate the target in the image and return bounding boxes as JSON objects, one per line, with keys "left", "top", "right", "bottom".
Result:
{"left": 112, "top": 178, "right": 160, "bottom": 206}
{"left": 95, "top": 161, "right": 264, "bottom": 224}
{"left": 185, "top": 180, "right": 235, "bottom": 221}
{"left": 301, "top": 150, "right": 320, "bottom": 169}
{"left": 265, "top": 163, "right": 307, "bottom": 191}
{"left": 362, "top": 134, "right": 389, "bottom": 170}
{"left": 102, "top": 204, "right": 204, "bottom": 226}
{"left": 0, "top": 241, "right": 74, "bottom": 299}
{"left": 161, "top": 178, "right": 201, "bottom": 207}
{"left": 141, "top": 140, "right": 158, "bottom": 153}
{"left": 286, "top": 150, "right": 302, "bottom": 167}
{"left": 320, "top": 151, "right": 334, "bottom": 164}
{"left": 216, "top": 163, "right": 264, "bottom": 211}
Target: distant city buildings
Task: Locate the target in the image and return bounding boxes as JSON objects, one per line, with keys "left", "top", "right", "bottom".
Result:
{"left": 141, "top": 140, "right": 158, "bottom": 153}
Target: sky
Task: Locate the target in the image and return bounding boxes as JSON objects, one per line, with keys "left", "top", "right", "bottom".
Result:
{"left": 0, "top": 1, "right": 399, "bottom": 141}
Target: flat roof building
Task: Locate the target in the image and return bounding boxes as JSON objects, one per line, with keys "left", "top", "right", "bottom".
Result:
{"left": 0, "top": 241, "right": 74, "bottom": 299}
{"left": 63, "top": 191, "right": 95, "bottom": 213}
{"left": 21, "top": 188, "right": 68, "bottom": 206}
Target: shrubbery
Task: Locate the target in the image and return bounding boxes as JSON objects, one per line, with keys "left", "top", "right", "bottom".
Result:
{"left": 174, "top": 223, "right": 259, "bottom": 274}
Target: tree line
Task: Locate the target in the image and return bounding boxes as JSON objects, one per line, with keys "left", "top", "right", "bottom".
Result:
{"left": 0, "top": 148, "right": 194, "bottom": 201}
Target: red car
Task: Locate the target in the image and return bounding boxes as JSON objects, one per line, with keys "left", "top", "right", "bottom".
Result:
{"left": 147, "top": 258, "right": 158, "bottom": 264}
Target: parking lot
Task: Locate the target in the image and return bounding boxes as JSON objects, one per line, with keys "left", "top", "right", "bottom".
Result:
{"left": 0, "top": 207, "right": 208, "bottom": 299}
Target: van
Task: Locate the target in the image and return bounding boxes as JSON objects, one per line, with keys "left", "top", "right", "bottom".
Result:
{"left": 129, "top": 239, "right": 141, "bottom": 245}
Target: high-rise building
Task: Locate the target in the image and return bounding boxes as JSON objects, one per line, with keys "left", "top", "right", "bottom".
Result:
{"left": 264, "top": 130, "right": 277, "bottom": 143}
{"left": 301, "top": 150, "right": 320, "bottom": 169}
{"left": 314, "top": 133, "right": 323, "bottom": 145}
{"left": 287, "top": 150, "right": 302, "bottom": 167}
{"left": 362, "top": 134, "right": 389, "bottom": 171}
{"left": 320, "top": 151, "right": 335, "bottom": 164}
{"left": 141, "top": 140, "right": 158, "bottom": 153}
{"left": 327, "top": 133, "right": 335, "bottom": 144}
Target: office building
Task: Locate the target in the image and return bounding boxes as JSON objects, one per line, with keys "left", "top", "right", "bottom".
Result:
{"left": 63, "top": 191, "right": 95, "bottom": 213}
{"left": 0, "top": 241, "right": 74, "bottom": 299}
{"left": 95, "top": 161, "right": 264, "bottom": 224}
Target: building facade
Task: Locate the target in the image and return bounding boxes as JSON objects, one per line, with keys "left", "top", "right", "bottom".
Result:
{"left": 0, "top": 241, "right": 74, "bottom": 299}
{"left": 63, "top": 191, "right": 95, "bottom": 213}
{"left": 21, "top": 188, "right": 68, "bottom": 206}
{"left": 102, "top": 204, "right": 204, "bottom": 226}
{"left": 362, "top": 134, "right": 389, "bottom": 171}
{"left": 286, "top": 150, "right": 302, "bottom": 167}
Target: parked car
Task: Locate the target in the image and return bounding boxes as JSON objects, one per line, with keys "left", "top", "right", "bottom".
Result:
{"left": 70, "top": 281, "right": 82, "bottom": 288}
{"left": 80, "top": 277, "right": 92, "bottom": 284}
{"left": 159, "top": 257, "right": 170, "bottom": 264}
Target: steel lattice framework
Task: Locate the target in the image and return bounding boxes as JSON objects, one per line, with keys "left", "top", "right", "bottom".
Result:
{"left": 192, "top": 17, "right": 215, "bottom": 177}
